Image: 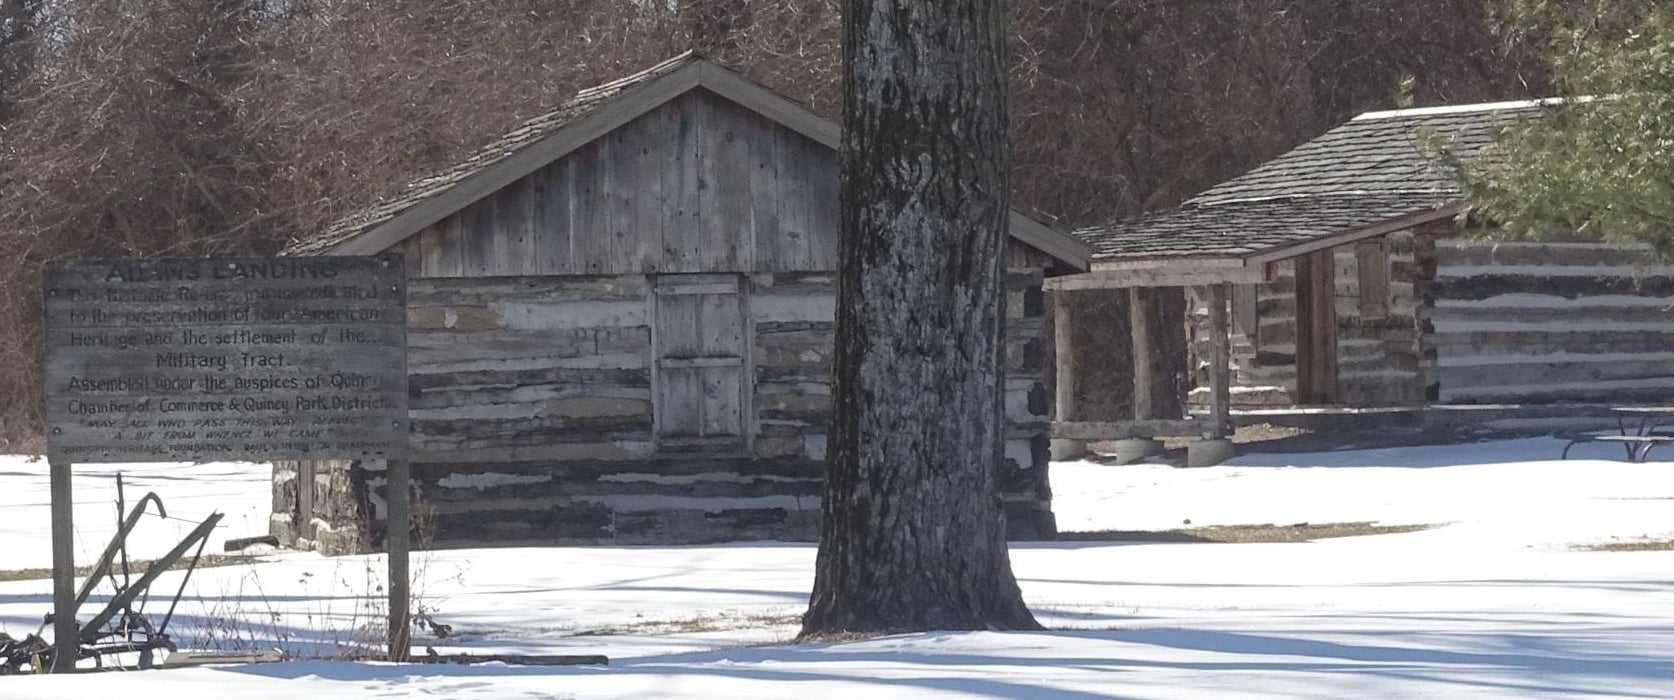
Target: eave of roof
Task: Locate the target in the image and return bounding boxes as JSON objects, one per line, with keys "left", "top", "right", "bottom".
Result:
{"left": 1077, "top": 194, "right": 1457, "bottom": 265}
{"left": 1069, "top": 96, "right": 1552, "bottom": 270}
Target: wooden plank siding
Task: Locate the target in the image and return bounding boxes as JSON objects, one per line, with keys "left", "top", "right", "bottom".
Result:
{"left": 1429, "top": 239, "right": 1674, "bottom": 403}
{"left": 403, "top": 90, "right": 843, "bottom": 278}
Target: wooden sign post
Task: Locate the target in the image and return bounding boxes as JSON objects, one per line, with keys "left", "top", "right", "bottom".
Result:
{"left": 48, "top": 461, "right": 75, "bottom": 672}
{"left": 42, "top": 255, "right": 410, "bottom": 669}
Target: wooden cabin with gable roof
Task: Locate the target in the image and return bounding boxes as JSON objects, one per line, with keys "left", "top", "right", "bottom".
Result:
{"left": 270, "top": 55, "right": 1091, "bottom": 553}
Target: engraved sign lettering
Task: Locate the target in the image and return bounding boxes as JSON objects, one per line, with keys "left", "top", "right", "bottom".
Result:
{"left": 44, "top": 256, "right": 408, "bottom": 463}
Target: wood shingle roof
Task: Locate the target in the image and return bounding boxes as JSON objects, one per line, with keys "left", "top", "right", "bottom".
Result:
{"left": 1075, "top": 99, "right": 1549, "bottom": 264}
{"left": 286, "top": 53, "right": 703, "bottom": 256}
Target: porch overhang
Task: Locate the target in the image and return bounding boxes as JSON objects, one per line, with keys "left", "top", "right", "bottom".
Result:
{"left": 1050, "top": 202, "right": 1465, "bottom": 291}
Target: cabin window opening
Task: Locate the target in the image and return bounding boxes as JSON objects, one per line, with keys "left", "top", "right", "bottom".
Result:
{"left": 651, "top": 275, "right": 751, "bottom": 454}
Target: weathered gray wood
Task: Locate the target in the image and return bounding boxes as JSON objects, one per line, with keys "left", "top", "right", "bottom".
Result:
{"left": 1053, "top": 291, "right": 1074, "bottom": 423}
{"left": 319, "top": 58, "right": 1089, "bottom": 278}
{"left": 772, "top": 128, "right": 814, "bottom": 270}
{"left": 461, "top": 194, "right": 497, "bottom": 277}
{"left": 421, "top": 217, "right": 464, "bottom": 278}
{"left": 1053, "top": 419, "right": 1208, "bottom": 440}
{"left": 700, "top": 92, "right": 753, "bottom": 271}
{"left": 695, "top": 61, "right": 839, "bottom": 150}
{"left": 498, "top": 177, "right": 539, "bottom": 276}
{"left": 1050, "top": 265, "right": 1267, "bottom": 289}
{"left": 1245, "top": 204, "right": 1464, "bottom": 265}
{"left": 748, "top": 111, "right": 783, "bottom": 273}
{"left": 804, "top": 139, "right": 842, "bottom": 271}
{"left": 44, "top": 257, "right": 409, "bottom": 463}
{"left": 701, "top": 365, "right": 744, "bottom": 436}
{"left": 399, "top": 237, "right": 425, "bottom": 279}
{"left": 1008, "top": 212, "right": 1091, "bottom": 272}
{"left": 1356, "top": 239, "right": 1389, "bottom": 318}
{"left": 1130, "top": 287, "right": 1155, "bottom": 420}
{"left": 51, "top": 460, "right": 75, "bottom": 673}
{"left": 330, "top": 62, "right": 704, "bottom": 256}
{"left": 1208, "top": 283, "right": 1231, "bottom": 438}
{"left": 297, "top": 460, "right": 316, "bottom": 542}
{"left": 658, "top": 367, "right": 705, "bottom": 437}
{"left": 661, "top": 94, "right": 704, "bottom": 273}
{"left": 1294, "top": 249, "right": 1338, "bottom": 404}
{"left": 572, "top": 141, "right": 612, "bottom": 274}
{"left": 532, "top": 159, "right": 574, "bottom": 275}
{"left": 1232, "top": 284, "right": 1257, "bottom": 344}
{"left": 603, "top": 127, "right": 649, "bottom": 273}
{"left": 653, "top": 278, "right": 744, "bottom": 446}
{"left": 386, "top": 457, "right": 412, "bottom": 663}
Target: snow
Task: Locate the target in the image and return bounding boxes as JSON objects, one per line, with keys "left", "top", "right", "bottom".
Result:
{"left": 1436, "top": 264, "right": 1674, "bottom": 277}
{"left": 1434, "top": 293, "right": 1674, "bottom": 310}
{"left": 1435, "top": 350, "right": 1674, "bottom": 368}
{"left": 5, "top": 437, "right": 1674, "bottom": 698}
{"left": 0, "top": 458, "right": 273, "bottom": 571}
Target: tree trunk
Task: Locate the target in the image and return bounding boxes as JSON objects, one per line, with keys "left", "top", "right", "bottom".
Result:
{"left": 801, "top": 0, "right": 1040, "bottom": 635}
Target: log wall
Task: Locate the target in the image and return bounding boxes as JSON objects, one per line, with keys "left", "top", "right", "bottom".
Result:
{"left": 273, "top": 270, "right": 1055, "bottom": 550}
{"left": 1429, "top": 239, "right": 1674, "bottom": 403}
{"left": 1190, "top": 229, "right": 1427, "bottom": 408}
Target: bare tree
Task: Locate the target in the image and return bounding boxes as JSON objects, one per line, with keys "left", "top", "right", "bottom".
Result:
{"left": 0, "top": 0, "right": 40, "bottom": 118}
{"left": 801, "top": 0, "right": 1040, "bottom": 635}
{"left": 0, "top": 0, "right": 1549, "bottom": 446}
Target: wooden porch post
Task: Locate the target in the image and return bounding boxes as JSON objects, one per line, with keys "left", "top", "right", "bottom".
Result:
{"left": 1188, "top": 283, "right": 1238, "bottom": 467}
{"left": 1051, "top": 290, "right": 1086, "bottom": 460}
{"left": 1207, "top": 283, "right": 1232, "bottom": 439}
{"left": 1054, "top": 290, "right": 1075, "bottom": 424}
{"left": 1129, "top": 287, "right": 1154, "bottom": 420}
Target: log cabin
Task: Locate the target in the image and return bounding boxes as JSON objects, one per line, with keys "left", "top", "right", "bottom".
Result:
{"left": 270, "top": 55, "right": 1091, "bottom": 554}
{"left": 1052, "top": 99, "right": 1674, "bottom": 463}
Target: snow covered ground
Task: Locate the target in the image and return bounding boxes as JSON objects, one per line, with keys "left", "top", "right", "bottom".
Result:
{"left": 4, "top": 437, "right": 1674, "bottom": 698}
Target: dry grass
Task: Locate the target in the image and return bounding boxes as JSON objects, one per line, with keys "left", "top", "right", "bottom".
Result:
{"left": 568, "top": 612, "right": 803, "bottom": 637}
{"left": 0, "top": 553, "right": 254, "bottom": 583}
{"left": 1576, "top": 539, "right": 1674, "bottom": 552}
{"left": 1057, "top": 521, "right": 1438, "bottom": 544}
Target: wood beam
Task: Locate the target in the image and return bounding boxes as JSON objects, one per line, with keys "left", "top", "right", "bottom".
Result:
{"left": 1054, "top": 419, "right": 1209, "bottom": 440}
{"left": 1130, "top": 287, "right": 1154, "bottom": 420}
{"left": 1046, "top": 264, "right": 1267, "bottom": 290}
{"left": 1247, "top": 203, "right": 1464, "bottom": 266}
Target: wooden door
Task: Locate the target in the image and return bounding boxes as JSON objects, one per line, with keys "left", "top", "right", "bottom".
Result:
{"left": 653, "top": 275, "right": 749, "bottom": 453}
{"left": 1293, "top": 249, "right": 1338, "bottom": 405}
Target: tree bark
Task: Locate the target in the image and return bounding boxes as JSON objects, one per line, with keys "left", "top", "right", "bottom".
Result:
{"left": 801, "top": 0, "right": 1040, "bottom": 635}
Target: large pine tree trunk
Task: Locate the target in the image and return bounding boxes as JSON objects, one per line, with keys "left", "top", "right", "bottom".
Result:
{"left": 801, "top": 0, "right": 1040, "bottom": 635}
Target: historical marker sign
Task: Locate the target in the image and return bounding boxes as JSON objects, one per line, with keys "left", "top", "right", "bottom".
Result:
{"left": 44, "top": 255, "right": 408, "bottom": 463}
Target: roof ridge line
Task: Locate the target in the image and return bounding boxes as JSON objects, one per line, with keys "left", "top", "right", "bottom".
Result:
{"left": 1185, "top": 190, "right": 1460, "bottom": 208}
{"left": 571, "top": 51, "right": 700, "bottom": 100}
{"left": 1353, "top": 97, "right": 1567, "bottom": 121}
